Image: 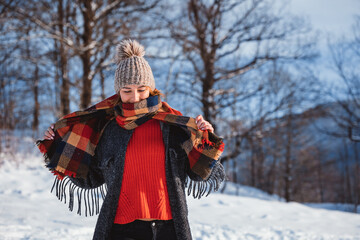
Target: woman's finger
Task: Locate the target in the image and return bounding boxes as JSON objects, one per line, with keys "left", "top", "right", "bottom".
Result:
{"left": 199, "top": 122, "right": 206, "bottom": 129}
{"left": 202, "top": 122, "right": 214, "bottom": 133}
{"left": 48, "top": 128, "right": 55, "bottom": 136}
{"left": 195, "top": 116, "right": 214, "bottom": 132}
{"left": 195, "top": 115, "right": 203, "bottom": 124}
{"left": 44, "top": 131, "right": 53, "bottom": 140}
{"left": 199, "top": 123, "right": 211, "bottom": 131}
{"left": 207, "top": 126, "right": 214, "bottom": 133}
{"left": 196, "top": 120, "right": 205, "bottom": 130}
{"left": 201, "top": 121, "right": 211, "bottom": 128}
{"left": 44, "top": 124, "right": 55, "bottom": 140}
{"left": 48, "top": 124, "right": 55, "bottom": 136}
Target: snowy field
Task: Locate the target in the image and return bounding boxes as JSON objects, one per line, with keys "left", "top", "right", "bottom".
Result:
{"left": 1, "top": 151, "right": 360, "bottom": 240}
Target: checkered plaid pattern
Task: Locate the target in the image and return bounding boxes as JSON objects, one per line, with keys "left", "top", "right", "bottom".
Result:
{"left": 37, "top": 95, "right": 225, "bottom": 181}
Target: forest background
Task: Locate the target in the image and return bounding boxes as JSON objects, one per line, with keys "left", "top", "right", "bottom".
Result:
{"left": 1, "top": 0, "right": 359, "bottom": 211}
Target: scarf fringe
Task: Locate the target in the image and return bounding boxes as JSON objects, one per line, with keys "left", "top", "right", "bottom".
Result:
{"left": 185, "top": 160, "right": 225, "bottom": 199}
{"left": 50, "top": 176, "right": 107, "bottom": 217}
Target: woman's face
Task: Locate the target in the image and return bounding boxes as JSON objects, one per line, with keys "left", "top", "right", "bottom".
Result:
{"left": 119, "top": 85, "right": 150, "bottom": 103}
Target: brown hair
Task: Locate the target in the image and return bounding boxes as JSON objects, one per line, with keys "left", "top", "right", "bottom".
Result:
{"left": 148, "top": 87, "right": 165, "bottom": 98}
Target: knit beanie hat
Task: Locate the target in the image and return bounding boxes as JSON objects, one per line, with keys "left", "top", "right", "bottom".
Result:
{"left": 114, "top": 39, "right": 155, "bottom": 93}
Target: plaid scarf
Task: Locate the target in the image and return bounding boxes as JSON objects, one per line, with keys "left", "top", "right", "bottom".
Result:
{"left": 37, "top": 94, "right": 225, "bottom": 181}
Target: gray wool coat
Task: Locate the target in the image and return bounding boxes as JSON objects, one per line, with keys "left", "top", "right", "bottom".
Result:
{"left": 65, "top": 119, "right": 226, "bottom": 240}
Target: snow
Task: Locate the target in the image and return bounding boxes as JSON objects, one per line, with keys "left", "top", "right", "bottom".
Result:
{"left": 304, "top": 203, "right": 360, "bottom": 214}
{"left": 0, "top": 153, "right": 360, "bottom": 240}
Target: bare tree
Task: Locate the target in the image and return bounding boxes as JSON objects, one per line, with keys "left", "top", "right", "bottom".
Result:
{"left": 160, "top": 2, "right": 317, "bottom": 194}
{"left": 328, "top": 16, "right": 360, "bottom": 138}
{"left": 1, "top": 0, "right": 161, "bottom": 110}
{"left": 166, "top": 0, "right": 314, "bottom": 129}
{"left": 239, "top": 67, "right": 322, "bottom": 201}
{"left": 55, "top": 0, "right": 71, "bottom": 116}
{"left": 324, "top": 15, "right": 360, "bottom": 211}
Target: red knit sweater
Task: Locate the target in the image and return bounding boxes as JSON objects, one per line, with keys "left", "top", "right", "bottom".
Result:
{"left": 113, "top": 119, "right": 173, "bottom": 224}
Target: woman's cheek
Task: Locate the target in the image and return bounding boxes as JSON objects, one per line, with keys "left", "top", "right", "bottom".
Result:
{"left": 142, "top": 91, "right": 150, "bottom": 99}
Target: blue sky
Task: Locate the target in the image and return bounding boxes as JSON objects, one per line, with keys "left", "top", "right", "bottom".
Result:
{"left": 288, "top": 0, "right": 360, "bottom": 88}
{"left": 290, "top": 0, "right": 360, "bottom": 36}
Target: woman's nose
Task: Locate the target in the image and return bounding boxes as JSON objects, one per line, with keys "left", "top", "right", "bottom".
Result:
{"left": 131, "top": 91, "right": 140, "bottom": 102}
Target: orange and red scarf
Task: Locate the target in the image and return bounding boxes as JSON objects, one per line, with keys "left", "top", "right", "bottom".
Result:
{"left": 37, "top": 94, "right": 225, "bottom": 181}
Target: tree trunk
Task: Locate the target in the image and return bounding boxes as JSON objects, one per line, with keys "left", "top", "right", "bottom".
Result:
{"left": 58, "top": 0, "right": 70, "bottom": 116}
{"left": 80, "top": 0, "right": 94, "bottom": 109}
{"left": 267, "top": 156, "right": 278, "bottom": 195}
{"left": 100, "top": 69, "right": 105, "bottom": 100}
{"left": 200, "top": 66, "right": 217, "bottom": 131}
{"left": 284, "top": 107, "right": 293, "bottom": 202}
{"left": 233, "top": 159, "right": 237, "bottom": 184}
{"left": 257, "top": 131, "right": 265, "bottom": 189}
{"left": 317, "top": 155, "right": 324, "bottom": 202}
{"left": 343, "top": 140, "right": 352, "bottom": 203}
{"left": 353, "top": 142, "right": 359, "bottom": 212}
{"left": 32, "top": 65, "right": 39, "bottom": 131}
{"left": 250, "top": 140, "right": 256, "bottom": 187}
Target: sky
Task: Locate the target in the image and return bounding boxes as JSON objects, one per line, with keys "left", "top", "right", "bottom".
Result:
{"left": 287, "top": 0, "right": 360, "bottom": 88}
{"left": 290, "top": 0, "right": 360, "bottom": 36}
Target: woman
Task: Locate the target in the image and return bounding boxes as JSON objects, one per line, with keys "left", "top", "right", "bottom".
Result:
{"left": 38, "top": 39, "right": 225, "bottom": 240}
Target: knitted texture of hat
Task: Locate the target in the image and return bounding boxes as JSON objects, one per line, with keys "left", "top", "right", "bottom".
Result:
{"left": 114, "top": 39, "right": 155, "bottom": 93}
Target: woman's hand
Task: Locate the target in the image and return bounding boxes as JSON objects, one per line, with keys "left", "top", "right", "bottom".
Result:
{"left": 195, "top": 115, "right": 214, "bottom": 133}
{"left": 43, "top": 124, "right": 55, "bottom": 140}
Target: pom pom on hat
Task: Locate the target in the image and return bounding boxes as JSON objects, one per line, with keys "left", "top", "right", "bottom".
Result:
{"left": 115, "top": 39, "right": 145, "bottom": 64}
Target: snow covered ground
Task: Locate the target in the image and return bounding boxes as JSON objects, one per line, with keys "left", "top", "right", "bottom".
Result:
{"left": 0, "top": 152, "right": 360, "bottom": 240}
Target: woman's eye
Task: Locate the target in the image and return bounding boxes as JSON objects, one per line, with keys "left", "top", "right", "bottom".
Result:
{"left": 138, "top": 90, "right": 145, "bottom": 92}
{"left": 124, "top": 91, "right": 131, "bottom": 93}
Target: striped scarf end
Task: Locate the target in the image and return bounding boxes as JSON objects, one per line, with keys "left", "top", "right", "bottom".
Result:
{"left": 186, "top": 161, "right": 226, "bottom": 199}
